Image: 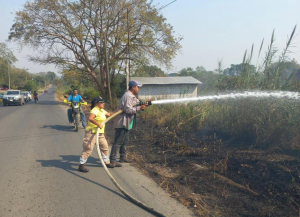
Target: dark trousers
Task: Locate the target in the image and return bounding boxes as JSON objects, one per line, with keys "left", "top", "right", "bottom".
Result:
{"left": 110, "top": 128, "right": 129, "bottom": 162}
{"left": 80, "top": 107, "right": 86, "bottom": 128}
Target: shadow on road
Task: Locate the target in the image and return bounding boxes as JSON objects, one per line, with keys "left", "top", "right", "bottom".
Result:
{"left": 0, "top": 132, "right": 72, "bottom": 143}
{"left": 34, "top": 101, "right": 65, "bottom": 106}
{"left": 36, "top": 155, "right": 128, "bottom": 200}
{"left": 0, "top": 101, "right": 64, "bottom": 106}
{"left": 41, "top": 125, "right": 76, "bottom": 131}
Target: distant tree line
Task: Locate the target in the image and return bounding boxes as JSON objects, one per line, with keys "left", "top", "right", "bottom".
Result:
{"left": 0, "top": 42, "right": 58, "bottom": 91}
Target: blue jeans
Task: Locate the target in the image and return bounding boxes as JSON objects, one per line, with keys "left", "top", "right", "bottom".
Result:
{"left": 80, "top": 107, "right": 86, "bottom": 128}
{"left": 67, "top": 108, "right": 73, "bottom": 123}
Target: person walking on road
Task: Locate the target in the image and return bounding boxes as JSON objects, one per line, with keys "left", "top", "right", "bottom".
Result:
{"left": 109, "top": 80, "right": 147, "bottom": 168}
{"left": 68, "top": 89, "right": 86, "bottom": 128}
{"left": 78, "top": 96, "right": 114, "bottom": 172}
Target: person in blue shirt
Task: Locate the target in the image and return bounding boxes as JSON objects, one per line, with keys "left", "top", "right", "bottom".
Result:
{"left": 68, "top": 89, "right": 86, "bottom": 128}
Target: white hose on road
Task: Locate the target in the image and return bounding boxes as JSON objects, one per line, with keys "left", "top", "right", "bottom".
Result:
{"left": 95, "top": 110, "right": 167, "bottom": 217}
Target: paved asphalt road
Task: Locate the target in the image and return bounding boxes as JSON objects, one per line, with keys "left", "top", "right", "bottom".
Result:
{"left": 0, "top": 86, "right": 194, "bottom": 217}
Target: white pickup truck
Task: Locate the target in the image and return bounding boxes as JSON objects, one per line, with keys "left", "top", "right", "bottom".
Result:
{"left": 3, "top": 90, "right": 25, "bottom": 106}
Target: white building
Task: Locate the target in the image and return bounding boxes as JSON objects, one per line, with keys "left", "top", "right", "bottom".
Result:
{"left": 131, "top": 76, "right": 202, "bottom": 100}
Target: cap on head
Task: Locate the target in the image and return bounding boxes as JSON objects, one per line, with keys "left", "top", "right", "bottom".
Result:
{"left": 129, "top": 80, "right": 142, "bottom": 88}
{"left": 92, "top": 96, "right": 105, "bottom": 103}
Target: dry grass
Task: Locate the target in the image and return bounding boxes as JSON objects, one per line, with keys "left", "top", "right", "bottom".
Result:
{"left": 140, "top": 98, "right": 300, "bottom": 149}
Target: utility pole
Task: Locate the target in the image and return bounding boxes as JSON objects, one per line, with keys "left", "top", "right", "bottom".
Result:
{"left": 127, "top": 8, "right": 130, "bottom": 78}
{"left": 126, "top": 61, "right": 129, "bottom": 90}
{"left": 7, "top": 60, "right": 10, "bottom": 90}
{"left": 104, "top": 35, "right": 112, "bottom": 107}
{"left": 126, "top": 8, "right": 130, "bottom": 90}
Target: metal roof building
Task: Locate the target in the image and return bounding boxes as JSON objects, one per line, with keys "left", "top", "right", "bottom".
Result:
{"left": 131, "top": 76, "right": 202, "bottom": 100}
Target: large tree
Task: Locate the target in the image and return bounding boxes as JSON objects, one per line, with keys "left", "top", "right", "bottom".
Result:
{"left": 132, "top": 65, "right": 167, "bottom": 77}
{"left": 9, "top": 0, "right": 182, "bottom": 100}
{"left": 46, "top": 71, "right": 57, "bottom": 82}
{"left": 0, "top": 43, "right": 18, "bottom": 87}
{"left": 223, "top": 63, "right": 256, "bottom": 76}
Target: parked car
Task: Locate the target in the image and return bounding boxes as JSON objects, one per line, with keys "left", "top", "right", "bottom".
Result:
{"left": 44, "top": 90, "right": 48, "bottom": 93}
{"left": 21, "top": 92, "right": 29, "bottom": 102}
{"left": 0, "top": 93, "right": 4, "bottom": 99}
{"left": 3, "top": 90, "right": 25, "bottom": 106}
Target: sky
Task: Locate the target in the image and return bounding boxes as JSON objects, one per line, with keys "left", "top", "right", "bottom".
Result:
{"left": 0, "top": 0, "right": 299, "bottom": 75}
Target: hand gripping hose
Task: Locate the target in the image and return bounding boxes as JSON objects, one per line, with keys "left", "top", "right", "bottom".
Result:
{"left": 95, "top": 110, "right": 167, "bottom": 217}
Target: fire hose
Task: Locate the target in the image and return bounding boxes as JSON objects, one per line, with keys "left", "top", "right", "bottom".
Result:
{"left": 95, "top": 105, "right": 167, "bottom": 217}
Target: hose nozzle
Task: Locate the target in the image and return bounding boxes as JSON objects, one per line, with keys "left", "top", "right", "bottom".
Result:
{"left": 134, "top": 100, "right": 152, "bottom": 111}
{"left": 138, "top": 100, "right": 152, "bottom": 106}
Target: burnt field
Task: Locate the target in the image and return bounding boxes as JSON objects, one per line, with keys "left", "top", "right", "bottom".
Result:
{"left": 105, "top": 118, "right": 300, "bottom": 217}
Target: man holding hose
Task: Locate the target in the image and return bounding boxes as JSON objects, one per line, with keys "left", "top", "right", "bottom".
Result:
{"left": 109, "top": 80, "right": 147, "bottom": 168}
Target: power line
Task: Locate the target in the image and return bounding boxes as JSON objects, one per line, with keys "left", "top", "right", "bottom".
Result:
{"left": 159, "top": 0, "right": 178, "bottom": 11}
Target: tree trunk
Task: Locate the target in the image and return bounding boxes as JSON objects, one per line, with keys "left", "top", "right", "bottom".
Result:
{"left": 90, "top": 69, "right": 105, "bottom": 97}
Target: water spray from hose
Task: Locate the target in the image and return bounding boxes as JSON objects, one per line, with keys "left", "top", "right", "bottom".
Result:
{"left": 150, "top": 91, "right": 300, "bottom": 105}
